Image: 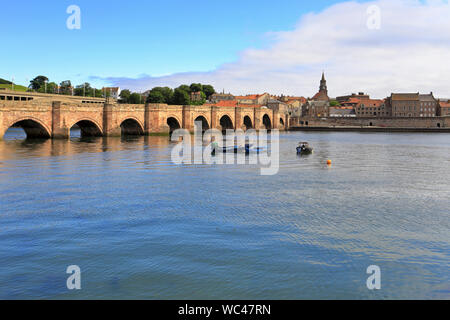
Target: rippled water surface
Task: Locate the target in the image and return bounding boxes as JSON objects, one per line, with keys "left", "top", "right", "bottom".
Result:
{"left": 0, "top": 128, "right": 449, "bottom": 299}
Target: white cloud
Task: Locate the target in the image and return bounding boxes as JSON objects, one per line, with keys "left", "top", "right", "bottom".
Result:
{"left": 99, "top": 0, "right": 450, "bottom": 98}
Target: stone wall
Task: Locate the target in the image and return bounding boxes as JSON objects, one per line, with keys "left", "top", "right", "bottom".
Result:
{"left": 290, "top": 116, "right": 450, "bottom": 129}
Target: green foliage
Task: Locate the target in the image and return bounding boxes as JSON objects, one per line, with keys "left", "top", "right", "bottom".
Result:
{"left": 330, "top": 100, "right": 340, "bottom": 107}
{"left": 146, "top": 87, "right": 174, "bottom": 104}
{"left": 37, "top": 82, "right": 58, "bottom": 93}
{"left": 202, "top": 85, "right": 215, "bottom": 99}
{"left": 128, "top": 93, "right": 143, "bottom": 104}
{"left": 190, "top": 83, "right": 203, "bottom": 92}
{"left": 119, "top": 89, "right": 131, "bottom": 103}
{"left": 172, "top": 87, "right": 190, "bottom": 105}
{"left": 147, "top": 90, "right": 165, "bottom": 103}
{"left": 0, "top": 78, "right": 12, "bottom": 85}
{"left": 0, "top": 84, "right": 28, "bottom": 92}
{"left": 190, "top": 91, "right": 206, "bottom": 105}
{"left": 74, "top": 83, "right": 95, "bottom": 97}
{"left": 59, "top": 80, "right": 72, "bottom": 95}
{"left": 29, "top": 76, "right": 49, "bottom": 90}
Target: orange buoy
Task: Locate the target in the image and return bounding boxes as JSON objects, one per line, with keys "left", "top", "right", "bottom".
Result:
{"left": 327, "top": 160, "right": 332, "bottom": 166}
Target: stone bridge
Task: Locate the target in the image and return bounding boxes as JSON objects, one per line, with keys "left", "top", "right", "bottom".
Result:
{"left": 0, "top": 90, "right": 288, "bottom": 139}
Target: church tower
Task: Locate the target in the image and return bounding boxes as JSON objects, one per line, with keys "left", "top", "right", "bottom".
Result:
{"left": 311, "top": 72, "right": 330, "bottom": 101}
{"left": 319, "top": 72, "right": 328, "bottom": 95}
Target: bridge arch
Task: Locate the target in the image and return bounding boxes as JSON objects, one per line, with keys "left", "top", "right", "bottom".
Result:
{"left": 167, "top": 117, "right": 181, "bottom": 134}
{"left": 219, "top": 115, "right": 234, "bottom": 132}
{"left": 70, "top": 119, "right": 103, "bottom": 138}
{"left": 262, "top": 114, "right": 272, "bottom": 130}
{"left": 120, "top": 118, "right": 144, "bottom": 136}
{"left": 243, "top": 116, "right": 253, "bottom": 130}
{"left": 4, "top": 117, "right": 51, "bottom": 139}
{"left": 194, "top": 116, "right": 210, "bottom": 132}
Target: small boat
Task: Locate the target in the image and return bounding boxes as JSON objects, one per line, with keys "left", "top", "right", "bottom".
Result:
{"left": 211, "top": 145, "right": 243, "bottom": 155}
{"left": 297, "top": 142, "right": 313, "bottom": 155}
{"left": 245, "top": 144, "right": 266, "bottom": 154}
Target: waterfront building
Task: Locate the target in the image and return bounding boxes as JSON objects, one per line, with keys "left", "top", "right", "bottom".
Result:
{"left": 386, "top": 92, "right": 437, "bottom": 117}
{"left": 438, "top": 100, "right": 450, "bottom": 116}
{"left": 419, "top": 93, "right": 438, "bottom": 117}
{"left": 329, "top": 106, "right": 356, "bottom": 117}
{"left": 355, "top": 99, "right": 389, "bottom": 117}
{"left": 336, "top": 92, "right": 370, "bottom": 104}
{"left": 311, "top": 72, "right": 330, "bottom": 102}
{"left": 302, "top": 100, "right": 330, "bottom": 118}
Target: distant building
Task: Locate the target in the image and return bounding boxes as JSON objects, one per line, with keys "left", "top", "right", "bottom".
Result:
{"left": 190, "top": 91, "right": 203, "bottom": 102}
{"left": 386, "top": 92, "right": 437, "bottom": 117}
{"left": 311, "top": 72, "right": 330, "bottom": 102}
{"left": 235, "top": 93, "right": 270, "bottom": 105}
{"left": 102, "top": 87, "right": 121, "bottom": 99}
{"left": 210, "top": 92, "right": 235, "bottom": 103}
{"left": 302, "top": 100, "right": 330, "bottom": 118}
{"left": 419, "top": 93, "right": 438, "bottom": 117}
{"left": 336, "top": 92, "right": 370, "bottom": 104}
{"left": 438, "top": 100, "right": 450, "bottom": 116}
{"left": 329, "top": 106, "right": 356, "bottom": 117}
{"left": 355, "top": 99, "right": 389, "bottom": 117}
{"left": 302, "top": 73, "right": 330, "bottom": 117}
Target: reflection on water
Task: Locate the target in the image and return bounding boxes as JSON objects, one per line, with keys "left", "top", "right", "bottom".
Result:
{"left": 0, "top": 129, "right": 449, "bottom": 299}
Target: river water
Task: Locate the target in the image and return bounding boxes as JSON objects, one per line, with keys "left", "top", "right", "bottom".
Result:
{"left": 0, "top": 128, "right": 449, "bottom": 299}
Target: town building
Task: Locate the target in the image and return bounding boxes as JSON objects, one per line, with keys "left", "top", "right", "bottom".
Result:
{"left": 209, "top": 92, "right": 235, "bottom": 103}
{"left": 355, "top": 99, "right": 389, "bottom": 117}
{"left": 311, "top": 72, "right": 330, "bottom": 102}
{"left": 438, "top": 100, "right": 450, "bottom": 116}
{"left": 329, "top": 106, "right": 356, "bottom": 117}
{"left": 235, "top": 93, "right": 270, "bottom": 105}
{"left": 102, "top": 87, "right": 121, "bottom": 100}
{"left": 190, "top": 91, "right": 204, "bottom": 102}
{"left": 419, "top": 93, "right": 438, "bottom": 117}
{"left": 302, "top": 100, "right": 330, "bottom": 118}
{"left": 336, "top": 92, "right": 370, "bottom": 104}
{"left": 386, "top": 92, "right": 437, "bottom": 117}
{"left": 301, "top": 73, "right": 330, "bottom": 117}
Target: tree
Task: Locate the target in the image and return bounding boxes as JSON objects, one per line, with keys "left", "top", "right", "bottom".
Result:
{"left": 59, "top": 80, "right": 72, "bottom": 95}
{"left": 128, "top": 93, "right": 143, "bottom": 104}
{"left": 146, "top": 87, "right": 173, "bottom": 104}
{"left": 147, "top": 90, "right": 166, "bottom": 103}
{"left": 29, "top": 76, "right": 49, "bottom": 91}
{"left": 74, "top": 83, "right": 93, "bottom": 97}
{"left": 119, "top": 89, "right": 131, "bottom": 103}
{"left": 330, "top": 100, "right": 340, "bottom": 107}
{"left": 172, "top": 87, "right": 190, "bottom": 105}
{"left": 37, "top": 81, "right": 58, "bottom": 94}
{"left": 190, "top": 83, "right": 203, "bottom": 93}
{"left": 202, "top": 85, "right": 215, "bottom": 100}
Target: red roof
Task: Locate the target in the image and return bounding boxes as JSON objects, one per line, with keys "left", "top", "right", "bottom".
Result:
{"left": 356, "top": 99, "right": 384, "bottom": 107}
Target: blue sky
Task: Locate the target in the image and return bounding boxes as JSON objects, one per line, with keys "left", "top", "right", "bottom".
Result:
{"left": 0, "top": 0, "right": 347, "bottom": 87}
{"left": 1, "top": 0, "right": 450, "bottom": 98}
